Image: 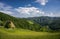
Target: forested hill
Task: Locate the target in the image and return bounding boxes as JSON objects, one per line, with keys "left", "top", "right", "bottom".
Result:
{"left": 0, "top": 12, "right": 41, "bottom": 31}
{"left": 27, "top": 16, "right": 60, "bottom": 30}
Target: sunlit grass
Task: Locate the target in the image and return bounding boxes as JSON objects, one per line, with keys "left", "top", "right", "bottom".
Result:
{"left": 27, "top": 20, "right": 34, "bottom": 24}
{"left": 0, "top": 27, "right": 60, "bottom": 39}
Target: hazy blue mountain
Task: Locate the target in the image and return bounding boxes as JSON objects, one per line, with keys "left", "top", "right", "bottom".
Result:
{"left": 27, "top": 16, "right": 60, "bottom": 30}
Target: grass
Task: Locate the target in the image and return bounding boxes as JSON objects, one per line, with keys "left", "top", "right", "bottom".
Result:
{"left": 0, "top": 27, "right": 60, "bottom": 39}
{"left": 27, "top": 20, "right": 34, "bottom": 24}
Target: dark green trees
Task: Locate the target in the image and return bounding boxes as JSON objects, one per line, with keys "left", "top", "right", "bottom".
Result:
{"left": 49, "top": 20, "right": 60, "bottom": 31}
{"left": 4, "top": 20, "right": 11, "bottom": 28}
{"left": 0, "top": 20, "right": 3, "bottom": 26}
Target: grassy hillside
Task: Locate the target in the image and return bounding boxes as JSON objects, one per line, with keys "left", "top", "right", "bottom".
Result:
{"left": 0, "top": 27, "right": 60, "bottom": 39}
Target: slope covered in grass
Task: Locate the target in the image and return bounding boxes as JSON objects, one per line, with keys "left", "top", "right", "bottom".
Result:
{"left": 0, "top": 28, "right": 60, "bottom": 39}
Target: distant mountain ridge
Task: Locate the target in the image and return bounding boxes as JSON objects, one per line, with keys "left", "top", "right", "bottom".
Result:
{"left": 27, "top": 16, "right": 60, "bottom": 30}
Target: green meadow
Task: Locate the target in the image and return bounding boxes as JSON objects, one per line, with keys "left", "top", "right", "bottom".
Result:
{"left": 0, "top": 27, "right": 60, "bottom": 39}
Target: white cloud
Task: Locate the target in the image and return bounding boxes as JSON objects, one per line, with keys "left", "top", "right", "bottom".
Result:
{"left": 46, "top": 12, "right": 53, "bottom": 16}
{"left": 16, "top": 7, "right": 60, "bottom": 18}
{"left": 24, "top": 4, "right": 32, "bottom": 7}
{"left": 27, "top": 4, "right": 32, "bottom": 7}
{"left": 0, "top": 10, "right": 13, "bottom": 14}
{"left": 35, "top": 0, "right": 48, "bottom": 6}
{"left": 0, "top": 2, "right": 14, "bottom": 15}
{"left": 15, "top": 7, "right": 45, "bottom": 17}
{"left": 0, "top": 2, "right": 60, "bottom": 18}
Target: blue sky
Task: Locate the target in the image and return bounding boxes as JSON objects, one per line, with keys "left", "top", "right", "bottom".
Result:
{"left": 0, "top": 0, "right": 60, "bottom": 18}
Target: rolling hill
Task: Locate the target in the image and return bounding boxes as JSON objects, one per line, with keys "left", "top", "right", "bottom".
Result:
{"left": 0, "top": 12, "right": 60, "bottom": 31}
{"left": 0, "top": 12, "right": 41, "bottom": 31}
{"left": 27, "top": 16, "right": 60, "bottom": 31}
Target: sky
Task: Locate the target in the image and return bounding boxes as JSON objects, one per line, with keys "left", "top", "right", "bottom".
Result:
{"left": 0, "top": 0, "right": 60, "bottom": 18}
